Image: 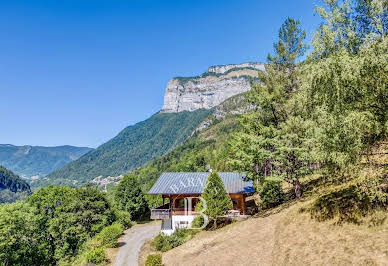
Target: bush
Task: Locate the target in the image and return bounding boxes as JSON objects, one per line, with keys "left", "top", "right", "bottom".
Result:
{"left": 309, "top": 175, "right": 387, "bottom": 224}
{"left": 145, "top": 254, "right": 162, "bottom": 266}
{"left": 85, "top": 247, "right": 108, "bottom": 265}
{"left": 97, "top": 223, "right": 123, "bottom": 248}
{"left": 260, "top": 179, "right": 285, "bottom": 209}
{"left": 152, "top": 229, "right": 198, "bottom": 252}
{"left": 192, "top": 215, "right": 204, "bottom": 229}
{"left": 115, "top": 210, "right": 133, "bottom": 229}
{"left": 152, "top": 233, "right": 172, "bottom": 252}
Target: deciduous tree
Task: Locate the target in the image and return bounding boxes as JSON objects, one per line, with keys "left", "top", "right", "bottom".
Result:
{"left": 114, "top": 175, "right": 150, "bottom": 221}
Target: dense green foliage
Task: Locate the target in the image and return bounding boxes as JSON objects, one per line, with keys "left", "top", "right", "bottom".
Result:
{"left": 85, "top": 246, "right": 108, "bottom": 265}
{"left": 152, "top": 229, "right": 198, "bottom": 252}
{"left": 0, "top": 184, "right": 132, "bottom": 265}
{"left": 0, "top": 166, "right": 31, "bottom": 203}
{"left": 0, "top": 144, "right": 92, "bottom": 179}
{"left": 145, "top": 254, "right": 162, "bottom": 266}
{"left": 229, "top": 1, "right": 387, "bottom": 203}
{"left": 27, "top": 185, "right": 115, "bottom": 262}
{"left": 96, "top": 223, "right": 123, "bottom": 248}
{"left": 77, "top": 219, "right": 129, "bottom": 265}
{"left": 0, "top": 202, "right": 48, "bottom": 265}
{"left": 39, "top": 109, "right": 212, "bottom": 188}
{"left": 114, "top": 210, "right": 133, "bottom": 229}
{"left": 199, "top": 171, "right": 233, "bottom": 228}
{"left": 260, "top": 179, "right": 285, "bottom": 209}
{"left": 114, "top": 175, "right": 150, "bottom": 221}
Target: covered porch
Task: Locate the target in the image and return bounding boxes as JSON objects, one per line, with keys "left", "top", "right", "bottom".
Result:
{"left": 150, "top": 193, "right": 247, "bottom": 220}
{"left": 150, "top": 194, "right": 200, "bottom": 219}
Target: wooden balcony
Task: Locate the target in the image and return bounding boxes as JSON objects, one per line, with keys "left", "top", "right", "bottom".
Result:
{"left": 150, "top": 203, "right": 171, "bottom": 220}
{"left": 172, "top": 208, "right": 197, "bottom": 216}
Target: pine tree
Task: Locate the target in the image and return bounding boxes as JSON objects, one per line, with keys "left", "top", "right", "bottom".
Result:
{"left": 229, "top": 18, "right": 308, "bottom": 197}
{"left": 114, "top": 175, "right": 150, "bottom": 221}
{"left": 201, "top": 171, "right": 232, "bottom": 229}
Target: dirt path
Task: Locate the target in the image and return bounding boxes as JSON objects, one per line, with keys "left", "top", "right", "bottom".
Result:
{"left": 114, "top": 223, "right": 160, "bottom": 266}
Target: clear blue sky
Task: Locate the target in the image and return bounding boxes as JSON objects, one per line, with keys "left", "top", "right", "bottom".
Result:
{"left": 1, "top": 0, "right": 321, "bottom": 148}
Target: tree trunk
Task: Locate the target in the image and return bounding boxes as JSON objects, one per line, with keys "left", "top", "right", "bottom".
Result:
{"left": 293, "top": 179, "right": 302, "bottom": 198}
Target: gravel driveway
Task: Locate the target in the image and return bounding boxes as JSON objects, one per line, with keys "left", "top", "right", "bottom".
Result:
{"left": 114, "top": 223, "right": 161, "bottom": 266}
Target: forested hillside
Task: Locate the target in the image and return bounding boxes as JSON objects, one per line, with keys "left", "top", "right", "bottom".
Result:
{"left": 36, "top": 109, "right": 212, "bottom": 188}
{"left": 0, "top": 166, "right": 31, "bottom": 203}
{"left": 0, "top": 144, "right": 92, "bottom": 179}
{"left": 125, "top": 94, "right": 250, "bottom": 208}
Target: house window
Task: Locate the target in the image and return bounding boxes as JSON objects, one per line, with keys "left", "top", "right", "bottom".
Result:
{"left": 232, "top": 200, "right": 238, "bottom": 206}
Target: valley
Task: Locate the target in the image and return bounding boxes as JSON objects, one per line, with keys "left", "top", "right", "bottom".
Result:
{"left": 33, "top": 63, "right": 260, "bottom": 190}
{"left": 0, "top": 144, "right": 92, "bottom": 180}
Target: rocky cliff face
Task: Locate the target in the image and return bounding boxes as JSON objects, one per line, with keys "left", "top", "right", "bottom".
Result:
{"left": 207, "top": 62, "right": 265, "bottom": 74}
{"left": 161, "top": 62, "right": 264, "bottom": 113}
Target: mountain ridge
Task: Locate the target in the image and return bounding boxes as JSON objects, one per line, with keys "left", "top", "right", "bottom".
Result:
{"left": 35, "top": 109, "right": 213, "bottom": 188}
{"left": 0, "top": 144, "right": 93, "bottom": 180}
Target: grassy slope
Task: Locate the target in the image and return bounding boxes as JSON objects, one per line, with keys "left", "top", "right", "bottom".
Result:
{"left": 33, "top": 109, "right": 212, "bottom": 189}
{"left": 162, "top": 141, "right": 388, "bottom": 265}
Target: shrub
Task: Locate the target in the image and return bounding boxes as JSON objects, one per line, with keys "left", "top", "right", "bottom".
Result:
{"left": 152, "top": 233, "right": 172, "bottom": 252}
{"left": 152, "top": 229, "right": 198, "bottom": 252}
{"left": 309, "top": 175, "right": 387, "bottom": 224}
{"left": 192, "top": 215, "right": 204, "bottom": 229}
{"left": 85, "top": 247, "right": 108, "bottom": 265}
{"left": 97, "top": 223, "right": 123, "bottom": 248}
{"left": 260, "top": 179, "right": 285, "bottom": 209}
{"left": 145, "top": 254, "right": 162, "bottom": 266}
{"left": 115, "top": 210, "right": 133, "bottom": 229}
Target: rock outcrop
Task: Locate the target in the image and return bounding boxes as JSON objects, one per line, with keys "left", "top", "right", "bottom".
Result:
{"left": 207, "top": 62, "right": 265, "bottom": 74}
{"left": 161, "top": 62, "right": 264, "bottom": 113}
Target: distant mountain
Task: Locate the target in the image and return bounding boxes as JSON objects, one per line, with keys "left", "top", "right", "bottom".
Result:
{"left": 36, "top": 109, "right": 212, "bottom": 188}
{"left": 0, "top": 166, "right": 31, "bottom": 203}
{"left": 0, "top": 144, "right": 93, "bottom": 180}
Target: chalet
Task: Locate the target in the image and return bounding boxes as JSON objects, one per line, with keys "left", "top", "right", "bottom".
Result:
{"left": 148, "top": 172, "right": 254, "bottom": 235}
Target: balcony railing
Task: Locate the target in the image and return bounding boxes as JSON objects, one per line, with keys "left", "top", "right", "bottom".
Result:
{"left": 150, "top": 203, "right": 171, "bottom": 220}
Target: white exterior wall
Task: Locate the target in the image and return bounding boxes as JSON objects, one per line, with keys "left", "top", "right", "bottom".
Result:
{"left": 161, "top": 215, "right": 196, "bottom": 236}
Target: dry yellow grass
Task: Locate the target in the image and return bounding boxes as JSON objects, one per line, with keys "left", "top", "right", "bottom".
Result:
{"left": 161, "top": 141, "right": 388, "bottom": 265}
{"left": 162, "top": 200, "right": 388, "bottom": 266}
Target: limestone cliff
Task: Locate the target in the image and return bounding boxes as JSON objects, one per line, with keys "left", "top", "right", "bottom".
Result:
{"left": 161, "top": 62, "right": 264, "bottom": 113}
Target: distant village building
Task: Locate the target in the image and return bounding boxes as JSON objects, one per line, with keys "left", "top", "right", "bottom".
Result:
{"left": 148, "top": 172, "right": 254, "bottom": 235}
